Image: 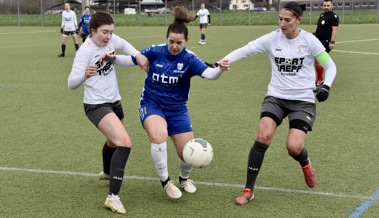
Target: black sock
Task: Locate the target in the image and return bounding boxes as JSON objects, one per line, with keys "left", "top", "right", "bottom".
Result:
{"left": 75, "top": 44, "right": 79, "bottom": 51}
{"left": 161, "top": 176, "right": 171, "bottom": 187}
{"left": 290, "top": 148, "right": 309, "bottom": 166}
{"left": 102, "top": 142, "right": 116, "bottom": 175}
{"left": 179, "top": 176, "right": 187, "bottom": 183}
{"left": 201, "top": 34, "right": 205, "bottom": 40}
{"left": 61, "top": 44, "right": 66, "bottom": 55}
{"left": 109, "top": 147, "right": 131, "bottom": 195}
{"left": 245, "top": 141, "right": 269, "bottom": 190}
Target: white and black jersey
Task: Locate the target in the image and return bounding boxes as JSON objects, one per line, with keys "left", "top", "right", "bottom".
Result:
{"left": 224, "top": 29, "right": 325, "bottom": 103}
{"left": 196, "top": 8, "right": 210, "bottom": 24}
{"left": 68, "top": 34, "right": 140, "bottom": 104}
{"left": 61, "top": 10, "right": 77, "bottom": 31}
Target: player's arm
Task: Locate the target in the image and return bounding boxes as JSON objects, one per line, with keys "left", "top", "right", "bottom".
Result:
{"left": 315, "top": 51, "right": 336, "bottom": 88}
{"left": 329, "top": 26, "right": 338, "bottom": 45}
{"left": 68, "top": 57, "right": 90, "bottom": 90}
{"left": 201, "top": 59, "right": 229, "bottom": 80}
{"left": 207, "top": 15, "right": 211, "bottom": 24}
{"left": 78, "top": 17, "right": 83, "bottom": 31}
{"left": 193, "top": 15, "right": 198, "bottom": 21}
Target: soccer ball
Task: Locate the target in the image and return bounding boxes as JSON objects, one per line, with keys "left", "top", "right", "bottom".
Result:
{"left": 183, "top": 138, "right": 213, "bottom": 168}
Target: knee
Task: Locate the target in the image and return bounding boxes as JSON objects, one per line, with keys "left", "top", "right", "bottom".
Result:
{"left": 286, "top": 142, "right": 303, "bottom": 156}
{"left": 256, "top": 133, "right": 273, "bottom": 145}
{"left": 148, "top": 132, "right": 167, "bottom": 144}
{"left": 111, "top": 135, "right": 132, "bottom": 148}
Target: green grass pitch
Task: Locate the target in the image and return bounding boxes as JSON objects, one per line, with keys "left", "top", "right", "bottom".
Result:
{"left": 0, "top": 24, "right": 378, "bottom": 217}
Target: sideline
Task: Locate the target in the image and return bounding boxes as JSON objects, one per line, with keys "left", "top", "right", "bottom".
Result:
{"left": 0, "top": 166, "right": 369, "bottom": 200}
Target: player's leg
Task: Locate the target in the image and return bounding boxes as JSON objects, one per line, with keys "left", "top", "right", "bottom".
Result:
{"left": 201, "top": 24, "right": 207, "bottom": 44}
{"left": 59, "top": 34, "right": 68, "bottom": 57}
{"left": 198, "top": 24, "right": 204, "bottom": 44}
{"left": 72, "top": 34, "right": 79, "bottom": 51}
{"left": 142, "top": 110, "right": 182, "bottom": 199}
{"left": 86, "top": 101, "right": 130, "bottom": 214}
{"left": 171, "top": 132, "right": 197, "bottom": 193}
{"left": 287, "top": 103, "right": 316, "bottom": 188}
{"left": 97, "top": 112, "right": 131, "bottom": 214}
{"left": 236, "top": 96, "right": 282, "bottom": 205}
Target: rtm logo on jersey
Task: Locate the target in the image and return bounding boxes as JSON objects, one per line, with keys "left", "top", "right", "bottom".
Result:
{"left": 152, "top": 73, "right": 179, "bottom": 85}
{"left": 275, "top": 57, "right": 305, "bottom": 74}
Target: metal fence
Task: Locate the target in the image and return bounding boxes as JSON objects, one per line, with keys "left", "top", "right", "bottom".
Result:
{"left": 0, "top": 0, "right": 378, "bottom": 26}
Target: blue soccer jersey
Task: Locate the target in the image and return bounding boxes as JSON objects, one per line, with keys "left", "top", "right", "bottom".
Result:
{"left": 134, "top": 44, "right": 208, "bottom": 110}
{"left": 79, "top": 14, "right": 92, "bottom": 34}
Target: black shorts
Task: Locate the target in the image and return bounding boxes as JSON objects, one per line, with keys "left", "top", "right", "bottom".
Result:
{"left": 84, "top": 101, "right": 124, "bottom": 127}
{"left": 200, "top": 23, "right": 208, "bottom": 29}
{"left": 260, "top": 96, "right": 316, "bottom": 133}
{"left": 63, "top": 31, "right": 77, "bottom": 36}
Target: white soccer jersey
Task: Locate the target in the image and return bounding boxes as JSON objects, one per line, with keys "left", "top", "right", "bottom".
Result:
{"left": 61, "top": 10, "right": 77, "bottom": 31}
{"left": 224, "top": 29, "right": 325, "bottom": 103}
{"left": 196, "top": 9, "right": 210, "bottom": 24}
{"left": 68, "top": 34, "right": 140, "bottom": 104}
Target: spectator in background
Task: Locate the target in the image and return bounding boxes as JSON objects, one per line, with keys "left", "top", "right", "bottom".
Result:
{"left": 78, "top": 6, "right": 92, "bottom": 43}
{"left": 313, "top": 0, "right": 339, "bottom": 87}
{"left": 59, "top": 3, "right": 79, "bottom": 57}
{"left": 193, "top": 3, "right": 210, "bottom": 45}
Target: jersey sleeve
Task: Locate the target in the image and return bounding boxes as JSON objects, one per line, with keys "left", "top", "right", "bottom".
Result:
{"left": 223, "top": 31, "right": 273, "bottom": 64}
{"left": 189, "top": 55, "right": 208, "bottom": 77}
{"left": 331, "top": 13, "right": 339, "bottom": 26}
{"left": 68, "top": 50, "right": 90, "bottom": 89}
{"left": 131, "top": 45, "right": 154, "bottom": 65}
{"left": 111, "top": 34, "right": 140, "bottom": 57}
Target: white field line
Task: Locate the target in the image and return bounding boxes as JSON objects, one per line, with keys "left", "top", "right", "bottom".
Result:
{"left": 332, "top": 50, "right": 379, "bottom": 55}
{"left": 0, "top": 166, "right": 369, "bottom": 200}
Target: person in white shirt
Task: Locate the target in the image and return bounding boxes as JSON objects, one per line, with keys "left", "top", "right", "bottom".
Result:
{"left": 59, "top": 3, "right": 79, "bottom": 57}
{"left": 215, "top": 1, "right": 337, "bottom": 205}
{"left": 193, "top": 3, "right": 210, "bottom": 45}
{"left": 67, "top": 11, "right": 149, "bottom": 214}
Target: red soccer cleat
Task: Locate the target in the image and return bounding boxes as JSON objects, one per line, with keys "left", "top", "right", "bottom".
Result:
{"left": 302, "top": 161, "right": 316, "bottom": 188}
{"left": 235, "top": 188, "right": 255, "bottom": 205}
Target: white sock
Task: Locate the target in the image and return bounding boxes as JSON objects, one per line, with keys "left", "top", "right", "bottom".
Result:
{"left": 151, "top": 142, "right": 168, "bottom": 182}
{"left": 179, "top": 159, "right": 192, "bottom": 179}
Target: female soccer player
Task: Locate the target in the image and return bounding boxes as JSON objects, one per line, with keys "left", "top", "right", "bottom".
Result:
{"left": 78, "top": 6, "right": 92, "bottom": 43}
{"left": 67, "top": 11, "right": 148, "bottom": 214}
{"left": 59, "top": 3, "right": 79, "bottom": 57}
{"left": 219, "top": 2, "right": 337, "bottom": 205}
{"left": 193, "top": 3, "right": 210, "bottom": 45}
{"left": 107, "top": 6, "right": 229, "bottom": 200}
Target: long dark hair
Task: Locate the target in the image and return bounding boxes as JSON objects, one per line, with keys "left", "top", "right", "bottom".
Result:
{"left": 166, "top": 6, "right": 194, "bottom": 40}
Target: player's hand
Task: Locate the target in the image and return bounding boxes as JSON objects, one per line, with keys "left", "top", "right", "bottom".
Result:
{"left": 100, "top": 53, "right": 116, "bottom": 63}
{"left": 219, "top": 59, "right": 229, "bottom": 71}
{"left": 85, "top": 65, "right": 98, "bottom": 78}
{"left": 61, "top": 28, "right": 63, "bottom": 34}
{"left": 135, "top": 53, "right": 149, "bottom": 72}
{"left": 316, "top": 85, "right": 330, "bottom": 102}
{"left": 75, "top": 29, "right": 79, "bottom": 34}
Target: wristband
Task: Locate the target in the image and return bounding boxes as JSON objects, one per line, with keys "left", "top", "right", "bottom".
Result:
{"left": 329, "top": 41, "right": 335, "bottom": 44}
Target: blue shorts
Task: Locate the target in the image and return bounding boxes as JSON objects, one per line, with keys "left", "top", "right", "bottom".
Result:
{"left": 139, "top": 104, "right": 193, "bottom": 136}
